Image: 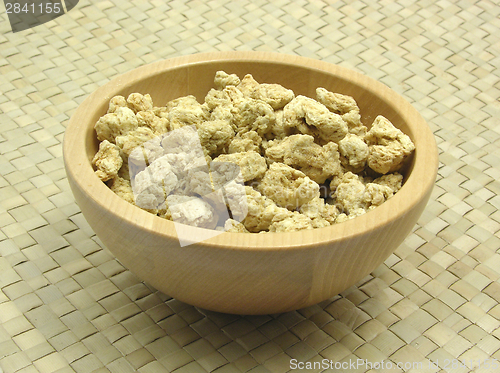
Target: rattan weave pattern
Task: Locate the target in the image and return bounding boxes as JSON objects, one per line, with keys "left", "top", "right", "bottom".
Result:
{"left": 1, "top": 0, "right": 500, "bottom": 372}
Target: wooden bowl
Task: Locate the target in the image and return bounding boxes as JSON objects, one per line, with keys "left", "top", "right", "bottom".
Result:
{"left": 63, "top": 52, "right": 438, "bottom": 315}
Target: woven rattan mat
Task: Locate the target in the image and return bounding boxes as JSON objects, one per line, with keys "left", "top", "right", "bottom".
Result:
{"left": 1, "top": 0, "right": 500, "bottom": 372}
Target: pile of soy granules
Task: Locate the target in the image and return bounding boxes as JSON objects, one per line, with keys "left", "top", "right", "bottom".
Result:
{"left": 92, "top": 71, "right": 414, "bottom": 233}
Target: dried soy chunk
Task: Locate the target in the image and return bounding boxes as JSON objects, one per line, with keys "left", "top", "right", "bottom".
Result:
{"left": 167, "top": 195, "right": 219, "bottom": 229}
{"left": 179, "top": 165, "right": 213, "bottom": 197}
{"left": 160, "top": 152, "right": 207, "bottom": 181}
{"left": 365, "top": 115, "right": 411, "bottom": 147}
{"left": 373, "top": 173, "right": 403, "bottom": 194}
{"left": 152, "top": 127, "right": 208, "bottom": 181}
{"left": 212, "top": 86, "right": 246, "bottom": 125}
{"left": 138, "top": 156, "right": 176, "bottom": 187}
{"left": 209, "top": 104, "right": 233, "bottom": 123}
{"left": 332, "top": 172, "right": 396, "bottom": 217}
{"left": 204, "top": 88, "right": 231, "bottom": 111}
{"left": 167, "top": 95, "right": 208, "bottom": 129}
{"left": 257, "top": 162, "right": 320, "bottom": 210}
{"left": 237, "top": 74, "right": 260, "bottom": 96}
{"left": 364, "top": 182, "right": 394, "bottom": 207}
{"left": 338, "top": 133, "right": 369, "bottom": 172}
{"left": 197, "top": 120, "right": 234, "bottom": 157}
{"left": 342, "top": 110, "right": 366, "bottom": 137}
{"left": 127, "top": 135, "right": 164, "bottom": 171}
{"left": 225, "top": 85, "right": 247, "bottom": 106}
{"left": 269, "top": 211, "right": 315, "bottom": 232}
{"left": 108, "top": 95, "right": 127, "bottom": 113}
{"left": 332, "top": 172, "right": 367, "bottom": 215}
{"left": 232, "top": 97, "right": 275, "bottom": 136}
{"left": 136, "top": 110, "right": 169, "bottom": 135}
{"left": 365, "top": 115, "right": 415, "bottom": 174}
{"left": 310, "top": 217, "right": 331, "bottom": 229}
{"left": 283, "top": 95, "right": 348, "bottom": 144}
{"left": 316, "top": 87, "right": 367, "bottom": 136}
{"left": 160, "top": 125, "right": 204, "bottom": 157}
{"left": 268, "top": 208, "right": 332, "bottom": 232}
{"left": 95, "top": 106, "right": 138, "bottom": 143}
{"left": 367, "top": 144, "right": 406, "bottom": 175}
{"left": 316, "top": 87, "right": 359, "bottom": 114}
{"left": 203, "top": 86, "right": 240, "bottom": 124}
{"left": 209, "top": 159, "right": 243, "bottom": 190}
{"left": 109, "top": 176, "right": 135, "bottom": 205}
{"left": 266, "top": 109, "right": 288, "bottom": 140}
{"left": 127, "top": 93, "right": 154, "bottom": 113}
{"left": 174, "top": 160, "right": 246, "bottom": 223}
{"left": 265, "top": 134, "right": 341, "bottom": 184}
{"left": 224, "top": 219, "right": 249, "bottom": 233}
{"left": 228, "top": 130, "right": 262, "bottom": 154}
{"left": 132, "top": 155, "right": 178, "bottom": 210}
{"left": 336, "top": 207, "right": 367, "bottom": 223}
{"left": 250, "top": 83, "right": 295, "bottom": 110}
{"left": 214, "top": 71, "right": 241, "bottom": 90}
{"left": 153, "top": 104, "right": 168, "bottom": 117}
{"left": 299, "top": 196, "right": 338, "bottom": 225}
{"left": 229, "top": 73, "right": 295, "bottom": 110}
{"left": 179, "top": 163, "right": 244, "bottom": 224}
{"left": 206, "top": 165, "right": 248, "bottom": 223}
{"left": 92, "top": 140, "right": 123, "bottom": 182}
{"left": 115, "top": 127, "right": 158, "bottom": 159}
{"left": 212, "top": 151, "right": 267, "bottom": 182}
{"left": 242, "top": 186, "right": 292, "bottom": 233}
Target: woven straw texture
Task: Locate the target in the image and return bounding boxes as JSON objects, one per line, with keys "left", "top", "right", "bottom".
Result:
{"left": 1, "top": 0, "right": 500, "bottom": 372}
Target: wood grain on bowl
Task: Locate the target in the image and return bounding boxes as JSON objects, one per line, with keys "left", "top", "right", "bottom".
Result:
{"left": 63, "top": 51, "right": 438, "bottom": 314}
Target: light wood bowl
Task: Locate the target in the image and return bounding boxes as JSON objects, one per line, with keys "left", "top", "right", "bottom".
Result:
{"left": 63, "top": 52, "right": 438, "bottom": 315}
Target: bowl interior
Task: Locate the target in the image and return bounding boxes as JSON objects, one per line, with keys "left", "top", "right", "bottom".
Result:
{"left": 86, "top": 60, "right": 414, "bottom": 166}
{"left": 69, "top": 53, "right": 436, "bottom": 251}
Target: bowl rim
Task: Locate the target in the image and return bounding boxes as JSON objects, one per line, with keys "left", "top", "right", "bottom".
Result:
{"left": 63, "top": 51, "right": 438, "bottom": 251}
